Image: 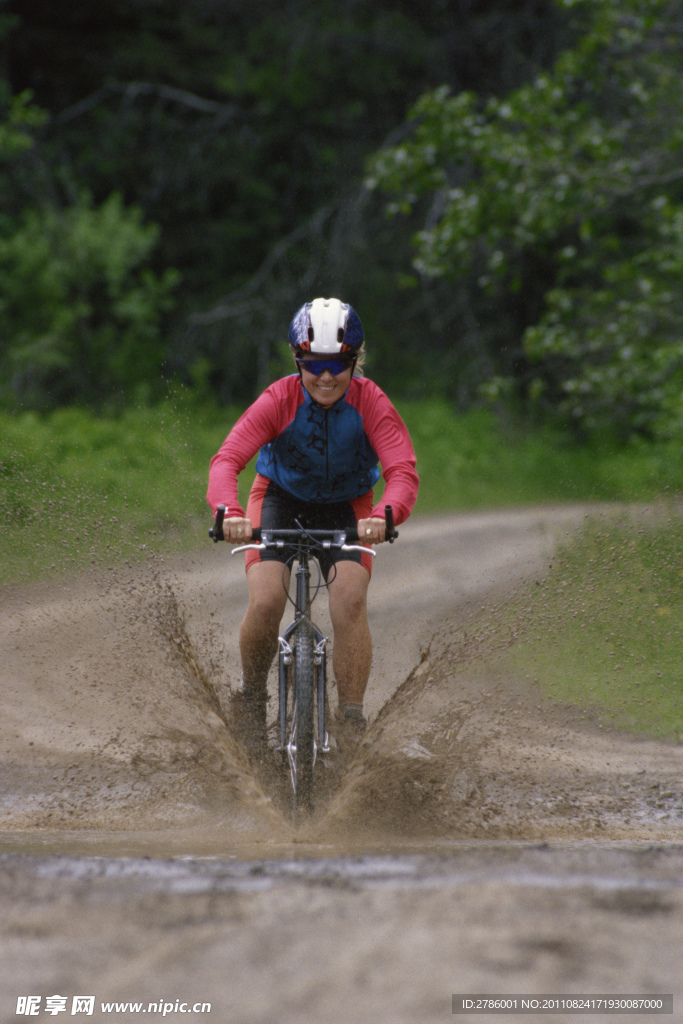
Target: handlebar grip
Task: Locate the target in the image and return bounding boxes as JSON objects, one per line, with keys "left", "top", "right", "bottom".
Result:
{"left": 210, "top": 509, "right": 263, "bottom": 543}
{"left": 385, "top": 504, "right": 398, "bottom": 543}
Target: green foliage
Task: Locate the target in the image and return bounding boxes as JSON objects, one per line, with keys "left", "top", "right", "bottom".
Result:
{"left": 0, "top": 3, "right": 45, "bottom": 186}
{"left": 0, "top": 395, "right": 234, "bottom": 582}
{"left": 398, "top": 401, "right": 683, "bottom": 511}
{"left": 0, "top": 69, "right": 179, "bottom": 410}
{"left": 369, "top": 0, "right": 683, "bottom": 440}
{"left": 0, "top": 88, "right": 45, "bottom": 162}
{"left": 0, "top": 191, "right": 180, "bottom": 408}
{"left": 502, "top": 510, "right": 683, "bottom": 740}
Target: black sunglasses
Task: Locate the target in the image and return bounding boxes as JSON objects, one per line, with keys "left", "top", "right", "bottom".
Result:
{"left": 296, "top": 357, "right": 355, "bottom": 377}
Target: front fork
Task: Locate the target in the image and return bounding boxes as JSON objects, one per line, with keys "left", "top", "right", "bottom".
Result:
{"left": 278, "top": 555, "right": 330, "bottom": 763}
{"left": 278, "top": 628, "right": 330, "bottom": 758}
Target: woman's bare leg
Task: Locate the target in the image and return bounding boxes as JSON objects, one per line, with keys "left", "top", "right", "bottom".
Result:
{"left": 239, "top": 560, "right": 290, "bottom": 692}
{"left": 327, "top": 560, "right": 372, "bottom": 707}
{"left": 234, "top": 561, "right": 289, "bottom": 748}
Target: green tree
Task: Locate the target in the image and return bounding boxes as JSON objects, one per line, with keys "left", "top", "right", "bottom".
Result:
{"left": 368, "top": 0, "right": 683, "bottom": 439}
{"left": 0, "top": 191, "right": 179, "bottom": 408}
{"left": 0, "top": 89, "right": 42, "bottom": 166}
{"left": 1, "top": 2, "right": 180, "bottom": 412}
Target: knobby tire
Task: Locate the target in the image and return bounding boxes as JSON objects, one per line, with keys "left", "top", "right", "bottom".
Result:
{"left": 292, "top": 619, "right": 316, "bottom": 813}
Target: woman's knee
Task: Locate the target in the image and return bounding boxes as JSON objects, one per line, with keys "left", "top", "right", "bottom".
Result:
{"left": 245, "top": 563, "right": 288, "bottom": 624}
{"left": 247, "top": 587, "right": 287, "bottom": 624}
{"left": 328, "top": 566, "right": 369, "bottom": 628}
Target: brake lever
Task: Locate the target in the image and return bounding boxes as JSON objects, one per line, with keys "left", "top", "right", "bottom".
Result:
{"left": 341, "top": 544, "right": 377, "bottom": 557}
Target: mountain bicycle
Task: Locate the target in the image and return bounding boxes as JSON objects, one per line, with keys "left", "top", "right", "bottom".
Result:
{"left": 210, "top": 503, "right": 397, "bottom": 816}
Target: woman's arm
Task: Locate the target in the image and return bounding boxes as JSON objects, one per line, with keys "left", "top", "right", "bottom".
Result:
{"left": 360, "top": 382, "right": 419, "bottom": 524}
{"left": 206, "top": 379, "right": 298, "bottom": 515}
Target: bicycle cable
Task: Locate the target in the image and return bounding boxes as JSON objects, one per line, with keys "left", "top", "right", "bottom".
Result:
{"left": 278, "top": 520, "right": 334, "bottom": 613}
{"left": 293, "top": 519, "right": 337, "bottom": 603}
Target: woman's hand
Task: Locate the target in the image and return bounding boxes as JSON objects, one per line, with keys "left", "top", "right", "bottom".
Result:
{"left": 357, "top": 517, "right": 386, "bottom": 544}
{"left": 224, "top": 517, "right": 253, "bottom": 544}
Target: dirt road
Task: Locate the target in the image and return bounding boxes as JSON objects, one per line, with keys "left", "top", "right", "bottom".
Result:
{"left": 0, "top": 506, "right": 681, "bottom": 1022}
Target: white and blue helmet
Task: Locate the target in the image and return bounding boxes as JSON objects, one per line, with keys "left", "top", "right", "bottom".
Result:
{"left": 288, "top": 297, "right": 364, "bottom": 356}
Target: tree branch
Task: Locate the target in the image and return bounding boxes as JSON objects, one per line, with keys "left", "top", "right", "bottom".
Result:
{"left": 186, "top": 204, "right": 335, "bottom": 326}
{"left": 51, "top": 80, "right": 241, "bottom": 128}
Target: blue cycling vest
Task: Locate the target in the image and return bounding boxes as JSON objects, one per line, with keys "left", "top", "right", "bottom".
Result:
{"left": 254, "top": 381, "right": 381, "bottom": 503}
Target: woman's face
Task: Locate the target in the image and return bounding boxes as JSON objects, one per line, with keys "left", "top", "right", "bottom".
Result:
{"left": 297, "top": 354, "right": 354, "bottom": 407}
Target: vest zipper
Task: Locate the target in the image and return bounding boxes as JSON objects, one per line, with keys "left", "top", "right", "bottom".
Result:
{"left": 325, "top": 408, "right": 329, "bottom": 480}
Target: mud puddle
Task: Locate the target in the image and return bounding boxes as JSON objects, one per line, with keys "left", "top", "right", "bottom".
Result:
{"left": 1, "top": 506, "right": 681, "bottom": 855}
{"left": 2, "top": 842, "right": 683, "bottom": 891}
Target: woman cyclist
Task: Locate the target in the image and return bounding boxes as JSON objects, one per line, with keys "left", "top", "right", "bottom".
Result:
{"left": 207, "top": 297, "right": 419, "bottom": 754}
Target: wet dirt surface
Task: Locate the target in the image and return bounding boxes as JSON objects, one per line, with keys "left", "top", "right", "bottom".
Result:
{"left": 1, "top": 506, "right": 682, "bottom": 1021}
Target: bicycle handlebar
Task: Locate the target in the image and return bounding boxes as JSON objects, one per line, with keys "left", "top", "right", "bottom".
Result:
{"left": 209, "top": 503, "right": 398, "bottom": 544}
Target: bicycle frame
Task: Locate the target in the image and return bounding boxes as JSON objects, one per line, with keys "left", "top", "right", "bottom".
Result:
{"left": 277, "top": 548, "right": 331, "bottom": 794}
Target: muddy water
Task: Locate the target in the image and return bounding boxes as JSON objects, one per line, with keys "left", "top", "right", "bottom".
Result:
{"left": 1, "top": 505, "right": 681, "bottom": 851}
{"left": 1, "top": 507, "right": 682, "bottom": 1022}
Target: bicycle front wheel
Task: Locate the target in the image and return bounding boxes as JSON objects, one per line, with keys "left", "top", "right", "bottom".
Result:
{"left": 291, "top": 618, "right": 316, "bottom": 813}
